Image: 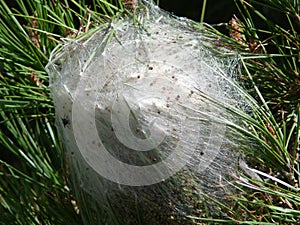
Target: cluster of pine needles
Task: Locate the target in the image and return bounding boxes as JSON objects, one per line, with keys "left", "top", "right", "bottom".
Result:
{"left": 0, "top": 0, "right": 299, "bottom": 224}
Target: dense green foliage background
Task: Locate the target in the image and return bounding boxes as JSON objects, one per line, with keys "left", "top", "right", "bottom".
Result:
{"left": 0, "top": 0, "right": 299, "bottom": 224}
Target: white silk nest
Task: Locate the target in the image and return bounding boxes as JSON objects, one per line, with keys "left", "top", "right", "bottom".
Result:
{"left": 46, "top": 1, "right": 254, "bottom": 224}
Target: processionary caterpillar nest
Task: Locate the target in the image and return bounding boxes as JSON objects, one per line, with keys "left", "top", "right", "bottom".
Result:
{"left": 46, "top": 1, "right": 255, "bottom": 224}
